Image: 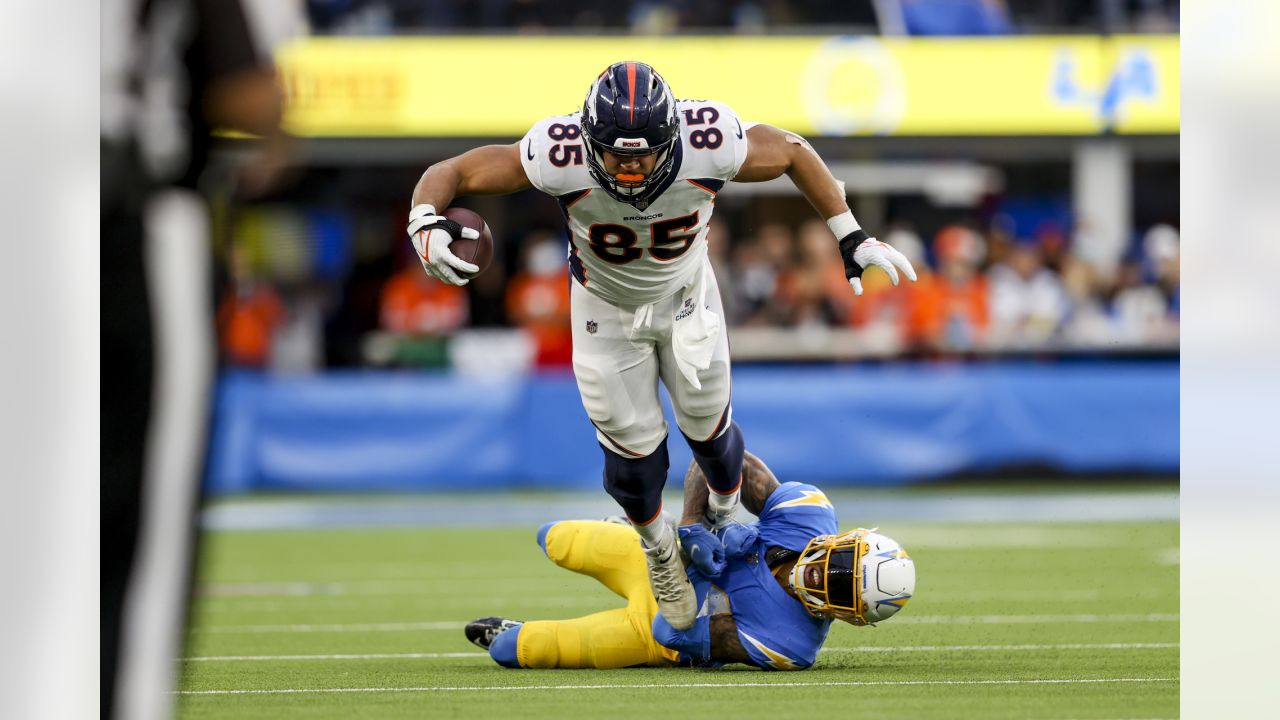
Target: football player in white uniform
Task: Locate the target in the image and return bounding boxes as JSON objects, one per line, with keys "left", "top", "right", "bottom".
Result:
{"left": 407, "top": 61, "right": 916, "bottom": 630}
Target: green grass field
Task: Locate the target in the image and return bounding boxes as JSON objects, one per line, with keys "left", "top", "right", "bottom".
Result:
{"left": 179, "top": 518, "right": 1178, "bottom": 719}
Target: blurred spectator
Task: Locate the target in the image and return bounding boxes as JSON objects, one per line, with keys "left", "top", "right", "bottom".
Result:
{"left": 987, "top": 241, "right": 1071, "bottom": 349}
{"left": 729, "top": 223, "right": 793, "bottom": 326}
{"left": 849, "top": 224, "right": 927, "bottom": 346}
{"left": 1110, "top": 259, "right": 1173, "bottom": 343}
{"left": 777, "top": 220, "right": 852, "bottom": 327}
{"left": 506, "top": 232, "right": 573, "bottom": 367}
{"left": 908, "top": 225, "right": 989, "bottom": 351}
{"left": 271, "top": 283, "right": 330, "bottom": 373}
{"left": 705, "top": 221, "right": 737, "bottom": 318}
{"left": 376, "top": 252, "right": 469, "bottom": 366}
{"left": 1107, "top": 224, "right": 1179, "bottom": 344}
{"left": 1058, "top": 252, "right": 1115, "bottom": 347}
{"left": 984, "top": 213, "right": 1018, "bottom": 269}
{"left": 217, "top": 247, "right": 286, "bottom": 368}
{"left": 381, "top": 262, "right": 469, "bottom": 334}
{"left": 1143, "top": 223, "right": 1180, "bottom": 316}
{"left": 1034, "top": 220, "right": 1070, "bottom": 273}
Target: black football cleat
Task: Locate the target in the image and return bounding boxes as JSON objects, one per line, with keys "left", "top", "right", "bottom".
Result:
{"left": 465, "top": 616, "right": 523, "bottom": 650}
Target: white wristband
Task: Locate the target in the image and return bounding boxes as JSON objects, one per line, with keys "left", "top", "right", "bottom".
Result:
{"left": 826, "top": 211, "right": 861, "bottom": 240}
{"left": 407, "top": 204, "right": 439, "bottom": 236}
{"left": 409, "top": 203, "right": 437, "bottom": 221}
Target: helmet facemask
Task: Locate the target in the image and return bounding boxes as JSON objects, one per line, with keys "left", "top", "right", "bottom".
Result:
{"left": 583, "top": 136, "right": 678, "bottom": 210}
{"left": 788, "top": 528, "right": 915, "bottom": 626}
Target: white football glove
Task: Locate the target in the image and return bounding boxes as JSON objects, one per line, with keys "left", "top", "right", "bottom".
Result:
{"left": 407, "top": 203, "right": 480, "bottom": 286}
{"left": 838, "top": 231, "right": 919, "bottom": 296}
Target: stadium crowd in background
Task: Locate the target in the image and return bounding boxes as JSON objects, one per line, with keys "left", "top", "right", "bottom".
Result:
{"left": 214, "top": 206, "right": 1179, "bottom": 370}
{"left": 304, "top": 0, "right": 1178, "bottom": 35}
{"left": 719, "top": 217, "right": 1179, "bottom": 353}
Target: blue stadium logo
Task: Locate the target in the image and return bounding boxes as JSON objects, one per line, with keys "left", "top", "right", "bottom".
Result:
{"left": 1052, "top": 48, "right": 1158, "bottom": 129}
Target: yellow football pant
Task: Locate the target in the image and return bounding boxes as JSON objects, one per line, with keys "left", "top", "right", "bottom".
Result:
{"left": 516, "top": 520, "right": 680, "bottom": 669}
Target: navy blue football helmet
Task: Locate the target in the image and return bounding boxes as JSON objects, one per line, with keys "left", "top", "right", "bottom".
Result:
{"left": 581, "top": 61, "right": 680, "bottom": 209}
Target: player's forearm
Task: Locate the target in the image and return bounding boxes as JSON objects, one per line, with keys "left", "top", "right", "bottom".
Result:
{"left": 708, "top": 615, "right": 752, "bottom": 664}
{"left": 785, "top": 145, "right": 851, "bottom": 223}
{"left": 680, "top": 460, "right": 711, "bottom": 526}
{"left": 740, "top": 452, "right": 781, "bottom": 517}
{"left": 411, "top": 160, "right": 462, "bottom": 211}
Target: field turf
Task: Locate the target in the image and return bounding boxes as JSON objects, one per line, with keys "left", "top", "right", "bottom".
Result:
{"left": 179, "top": 518, "right": 1178, "bottom": 718}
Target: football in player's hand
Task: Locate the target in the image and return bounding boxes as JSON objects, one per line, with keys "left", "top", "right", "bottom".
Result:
{"left": 443, "top": 207, "right": 494, "bottom": 277}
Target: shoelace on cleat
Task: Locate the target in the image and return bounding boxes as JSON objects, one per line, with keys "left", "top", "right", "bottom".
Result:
{"left": 646, "top": 545, "right": 686, "bottom": 602}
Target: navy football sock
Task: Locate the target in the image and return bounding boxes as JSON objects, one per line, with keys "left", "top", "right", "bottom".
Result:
{"left": 684, "top": 421, "right": 744, "bottom": 496}
{"left": 601, "top": 441, "right": 669, "bottom": 526}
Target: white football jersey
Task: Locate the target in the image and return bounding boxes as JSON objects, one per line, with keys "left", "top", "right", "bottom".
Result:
{"left": 520, "top": 100, "right": 750, "bottom": 306}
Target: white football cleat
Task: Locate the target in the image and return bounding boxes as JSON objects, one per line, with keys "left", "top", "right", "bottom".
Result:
{"left": 643, "top": 529, "right": 697, "bottom": 630}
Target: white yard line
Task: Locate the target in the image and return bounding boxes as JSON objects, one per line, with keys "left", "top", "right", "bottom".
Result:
{"left": 197, "top": 613, "right": 1177, "bottom": 634}
{"left": 185, "top": 652, "right": 487, "bottom": 661}
{"left": 177, "top": 677, "right": 1175, "bottom": 695}
{"left": 183, "top": 642, "right": 1176, "bottom": 662}
{"left": 823, "top": 642, "right": 1177, "bottom": 653}
{"left": 892, "top": 613, "right": 1178, "bottom": 625}
{"left": 198, "top": 621, "right": 464, "bottom": 633}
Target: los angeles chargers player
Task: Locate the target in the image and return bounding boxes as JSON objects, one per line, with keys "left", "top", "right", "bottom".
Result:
{"left": 464, "top": 452, "right": 917, "bottom": 670}
{"left": 408, "top": 61, "right": 917, "bottom": 631}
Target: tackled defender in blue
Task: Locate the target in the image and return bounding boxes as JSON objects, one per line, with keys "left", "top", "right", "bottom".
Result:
{"left": 466, "top": 452, "right": 917, "bottom": 671}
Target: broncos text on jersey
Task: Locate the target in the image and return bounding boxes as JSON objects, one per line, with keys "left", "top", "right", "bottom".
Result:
{"left": 520, "top": 100, "right": 749, "bottom": 306}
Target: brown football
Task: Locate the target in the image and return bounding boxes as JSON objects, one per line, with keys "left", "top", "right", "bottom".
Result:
{"left": 442, "top": 207, "right": 494, "bottom": 278}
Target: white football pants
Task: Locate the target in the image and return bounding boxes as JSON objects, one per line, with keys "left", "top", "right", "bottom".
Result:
{"left": 570, "top": 259, "right": 733, "bottom": 458}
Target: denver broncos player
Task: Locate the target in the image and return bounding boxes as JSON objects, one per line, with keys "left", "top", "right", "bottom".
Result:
{"left": 463, "top": 452, "right": 917, "bottom": 671}
{"left": 408, "top": 61, "right": 917, "bottom": 631}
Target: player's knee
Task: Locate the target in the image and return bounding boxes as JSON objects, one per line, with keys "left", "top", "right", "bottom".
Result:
{"left": 595, "top": 420, "right": 666, "bottom": 459}
{"left": 676, "top": 400, "right": 731, "bottom": 444}
{"left": 602, "top": 443, "right": 669, "bottom": 500}
{"left": 678, "top": 410, "right": 729, "bottom": 444}
{"left": 539, "top": 521, "right": 587, "bottom": 568}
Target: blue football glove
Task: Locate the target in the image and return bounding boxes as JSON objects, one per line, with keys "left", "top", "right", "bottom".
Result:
{"left": 717, "top": 522, "right": 759, "bottom": 559}
{"left": 652, "top": 612, "right": 713, "bottom": 666}
{"left": 678, "top": 524, "right": 726, "bottom": 578}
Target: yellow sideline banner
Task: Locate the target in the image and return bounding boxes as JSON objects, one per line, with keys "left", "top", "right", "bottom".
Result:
{"left": 276, "top": 35, "right": 1178, "bottom": 138}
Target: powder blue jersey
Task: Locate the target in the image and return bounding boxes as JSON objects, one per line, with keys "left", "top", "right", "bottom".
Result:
{"left": 688, "top": 482, "right": 839, "bottom": 670}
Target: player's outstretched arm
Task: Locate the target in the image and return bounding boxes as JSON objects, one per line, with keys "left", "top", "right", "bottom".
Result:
{"left": 733, "top": 124, "right": 917, "bottom": 296}
{"left": 407, "top": 143, "right": 532, "bottom": 285}
{"left": 733, "top": 124, "right": 848, "bottom": 220}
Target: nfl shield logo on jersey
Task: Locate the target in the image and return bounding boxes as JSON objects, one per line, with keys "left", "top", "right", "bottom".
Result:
{"left": 586, "top": 320, "right": 598, "bottom": 334}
